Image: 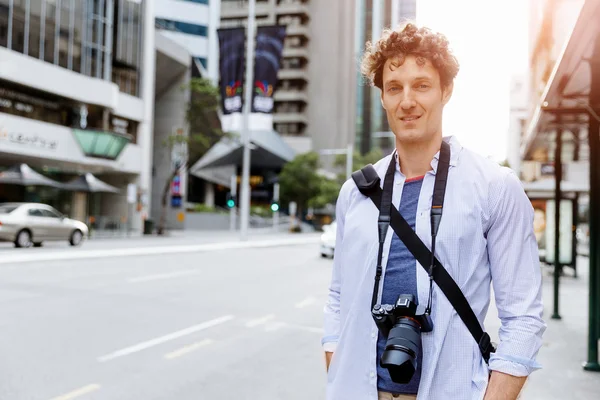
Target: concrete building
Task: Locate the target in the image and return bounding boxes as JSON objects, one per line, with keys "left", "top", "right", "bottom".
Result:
{"left": 521, "top": 0, "right": 600, "bottom": 371}
{"left": 0, "top": 0, "right": 155, "bottom": 234}
{"left": 155, "top": 0, "right": 221, "bottom": 83}
{"left": 507, "top": 74, "right": 529, "bottom": 177}
{"left": 355, "top": 0, "right": 417, "bottom": 155}
{"left": 521, "top": 0, "right": 588, "bottom": 179}
{"left": 219, "top": 0, "right": 356, "bottom": 157}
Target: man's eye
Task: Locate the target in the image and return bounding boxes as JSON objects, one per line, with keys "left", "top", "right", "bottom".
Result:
{"left": 388, "top": 87, "right": 399, "bottom": 92}
{"left": 418, "top": 84, "right": 430, "bottom": 89}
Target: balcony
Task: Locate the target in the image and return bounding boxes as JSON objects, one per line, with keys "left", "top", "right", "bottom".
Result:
{"left": 282, "top": 47, "right": 309, "bottom": 60}
{"left": 278, "top": 68, "right": 309, "bottom": 81}
{"left": 276, "top": 1, "right": 309, "bottom": 17}
{"left": 221, "top": 1, "right": 271, "bottom": 19}
{"left": 273, "top": 112, "right": 308, "bottom": 125}
{"left": 285, "top": 24, "right": 310, "bottom": 39}
{"left": 273, "top": 89, "right": 308, "bottom": 103}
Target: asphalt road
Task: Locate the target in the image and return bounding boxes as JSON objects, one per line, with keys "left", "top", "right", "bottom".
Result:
{"left": 0, "top": 236, "right": 330, "bottom": 400}
{"left": 0, "top": 234, "right": 597, "bottom": 400}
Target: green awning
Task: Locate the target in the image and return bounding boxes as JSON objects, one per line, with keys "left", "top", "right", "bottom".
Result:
{"left": 73, "top": 129, "right": 132, "bottom": 160}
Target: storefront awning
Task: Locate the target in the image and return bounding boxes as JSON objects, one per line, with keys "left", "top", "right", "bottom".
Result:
{"left": 523, "top": 178, "right": 589, "bottom": 199}
{"left": 0, "top": 163, "right": 63, "bottom": 188}
{"left": 190, "top": 130, "right": 296, "bottom": 175}
{"left": 62, "top": 173, "right": 120, "bottom": 193}
{"left": 522, "top": 0, "right": 600, "bottom": 159}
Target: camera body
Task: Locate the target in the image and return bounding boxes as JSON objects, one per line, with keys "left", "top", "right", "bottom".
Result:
{"left": 372, "top": 294, "right": 434, "bottom": 336}
{"left": 372, "top": 294, "right": 434, "bottom": 384}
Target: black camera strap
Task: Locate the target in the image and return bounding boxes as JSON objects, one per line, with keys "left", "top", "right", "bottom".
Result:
{"left": 351, "top": 141, "right": 494, "bottom": 363}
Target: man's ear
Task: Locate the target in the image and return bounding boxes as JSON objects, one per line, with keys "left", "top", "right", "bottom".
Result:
{"left": 442, "top": 82, "right": 454, "bottom": 105}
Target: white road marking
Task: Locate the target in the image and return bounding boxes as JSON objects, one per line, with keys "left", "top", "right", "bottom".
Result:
{"left": 0, "top": 236, "right": 320, "bottom": 265}
{"left": 294, "top": 296, "right": 317, "bottom": 309}
{"left": 284, "top": 323, "right": 324, "bottom": 334}
{"left": 97, "top": 315, "right": 234, "bottom": 362}
{"left": 245, "top": 314, "right": 276, "bottom": 328}
{"left": 128, "top": 270, "right": 199, "bottom": 283}
{"left": 50, "top": 384, "right": 101, "bottom": 400}
{"left": 264, "top": 322, "right": 287, "bottom": 332}
{"left": 164, "top": 339, "right": 213, "bottom": 360}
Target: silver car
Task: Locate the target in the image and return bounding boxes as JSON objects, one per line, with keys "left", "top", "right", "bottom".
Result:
{"left": 0, "top": 203, "right": 88, "bottom": 248}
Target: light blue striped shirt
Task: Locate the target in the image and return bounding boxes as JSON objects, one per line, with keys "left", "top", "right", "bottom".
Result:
{"left": 322, "top": 136, "right": 546, "bottom": 400}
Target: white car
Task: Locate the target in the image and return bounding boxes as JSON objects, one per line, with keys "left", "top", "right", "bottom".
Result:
{"left": 320, "top": 221, "right": 336, "bottom": 258}
{"left": 0, "top": 203, "right": 88, "bottom": 248}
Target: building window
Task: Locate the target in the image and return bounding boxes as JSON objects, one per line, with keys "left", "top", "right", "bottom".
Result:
{"left": 194, "top": 56, "right": 207, "bottom": 69}
{"left": 155, "top": 17, "right": 207, "bottom": 37}
{"left": 0, "top": 0, "right": 122, "bottom": 81}
{"left": 182, "top": 0, "right": 208, "bottom": 4}
{"left": 113, "top": 0, "right": 142, "bottom": 96}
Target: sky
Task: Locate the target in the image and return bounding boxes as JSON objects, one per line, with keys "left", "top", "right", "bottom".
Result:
{"left": 416, "top": 0, "right": 530, "bottom": 161}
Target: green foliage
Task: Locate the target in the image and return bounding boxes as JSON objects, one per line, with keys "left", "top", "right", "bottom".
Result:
{"left": 189, "top": 204, "right": 223, "bottom": 213}
{"left": 499, "top": 159, "right": 511, "bottom": 168}
{"left": 308, "top": 177, "right": 341, "bottom": 209}
{"left": 334, "top": 148, "right": 384, "bottom": 184}
{"left": 278, "top": 152, "right": 324, "bottom": 213}
{"left": 163, "top": 77, "right": 224, "bottom": 165}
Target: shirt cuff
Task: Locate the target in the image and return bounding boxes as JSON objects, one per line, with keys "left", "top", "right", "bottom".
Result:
{"left": 322, "top": 335, "right": 339, "bottom": 352}
{"left": 488, "top": 353, "right": 542, "bottom": 377}
{"left": 323, "top": 341, "right": 337, "bottom": 352}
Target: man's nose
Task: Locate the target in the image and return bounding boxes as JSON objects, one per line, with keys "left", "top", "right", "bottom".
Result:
{"left": 400, "top": 89, "right": 416, "bottom": 110}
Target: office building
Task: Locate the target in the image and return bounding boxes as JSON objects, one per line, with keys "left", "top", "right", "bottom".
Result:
{"left": 0, "top": 0, "right": 154, "bottom": 233}
{"left": 355, "top": 0, "right": 417, "bottom": 155}
{"left": 219, "top": 0, "right": 356, "bottom": 157}
{"left": 155, "top": 0, "right": 221, "bottom": 82}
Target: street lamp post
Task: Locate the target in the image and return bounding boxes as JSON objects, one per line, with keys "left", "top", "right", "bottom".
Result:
{"left": 239, "top": 0, "right": 256, "bottom": 241}
{"left": 319, "top": 143, "right": 354, "bottom": 180}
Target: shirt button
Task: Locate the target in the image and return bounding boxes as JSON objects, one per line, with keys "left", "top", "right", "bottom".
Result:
{"left": 372, "top": 332, "right": 377, "bottom": 338}
{"left": 370, "top": 372, "right": 376, "bottom": 378}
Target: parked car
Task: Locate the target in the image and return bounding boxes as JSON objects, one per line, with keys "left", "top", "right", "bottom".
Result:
{"left": 320, "top": 221, "right": 336, "bottom": 258}
{"left": 0, "top": 203, "right": 88, "bottom": 248}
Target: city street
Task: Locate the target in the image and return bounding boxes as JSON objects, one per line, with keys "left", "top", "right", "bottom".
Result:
{"left": 0, "top": 233, "right": 598, "bottom": 399}
{"left": 0, "top": 234, "right": 329, "bottom": 400}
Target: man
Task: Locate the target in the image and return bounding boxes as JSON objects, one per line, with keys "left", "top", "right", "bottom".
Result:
{"left": 322, "top": 23, "right": 545, "bottom": 400}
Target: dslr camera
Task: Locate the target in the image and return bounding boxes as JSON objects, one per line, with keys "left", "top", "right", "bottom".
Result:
{"left": 372, "top": 294, "right": 433, "bottom": 384}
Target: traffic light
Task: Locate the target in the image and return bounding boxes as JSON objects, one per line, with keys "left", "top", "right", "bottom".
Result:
{"left": 270, "top": 200, "right": 280, "bottom": 212}
{"left": 226, "top": 192, "right": 236, "bottom": 209}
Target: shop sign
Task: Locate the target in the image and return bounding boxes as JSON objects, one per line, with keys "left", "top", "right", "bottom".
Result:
{"left": 0, "top": 126, "right": 58, "bottom": 150}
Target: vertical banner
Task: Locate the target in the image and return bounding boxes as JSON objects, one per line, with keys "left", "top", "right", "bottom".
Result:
{"left": 252, "top": 26, "right": 287, "bottom": 114}
{"left": 217, "top": 28, "right": 246, "bottom": 115}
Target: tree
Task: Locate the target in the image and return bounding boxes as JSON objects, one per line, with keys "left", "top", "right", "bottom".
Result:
{"left": 278, "top": 152, "right": 323, "bottom": 218}
{"left": 308, "top": 177, "right": 341, "bottom": 209}
{"left": 157, "top": 77, "right": 223, "bottom": 235}
{"left": 333, "top": 148, "right": 384, "bottom": 184}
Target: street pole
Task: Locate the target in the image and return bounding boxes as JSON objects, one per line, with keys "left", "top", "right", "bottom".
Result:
{"left": 552, "top": 128, "right": 562, "bottom": 320}
{"left": 584, "top": 33, "right": 600, "bottom": 371}
{"left": 230, "top": 174, "right": 237, "bottom": 232}
{"left": 273, "top": 182, "right": 279, "bottom": 231}
{"left": 346, "top": 142, "right": 354, "bottom": 179}
{"left": 240, "top": 0, "right": 256, "bottom": 241}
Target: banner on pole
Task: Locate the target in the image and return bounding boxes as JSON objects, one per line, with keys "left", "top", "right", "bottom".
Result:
{"left": 217, "top": 28, "right": 246, "bottom": 115}
{"left": 252, "top": 26, "right": 287, "bottom": 114}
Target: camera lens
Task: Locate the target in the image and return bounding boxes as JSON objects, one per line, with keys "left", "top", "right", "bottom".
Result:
{"left": 380, "top": 318, "right": 422, "bottom": 384}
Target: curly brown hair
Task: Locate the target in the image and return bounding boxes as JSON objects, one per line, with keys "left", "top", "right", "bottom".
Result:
{"left": 361, "top": 23, "right": 459, "bottom": 90}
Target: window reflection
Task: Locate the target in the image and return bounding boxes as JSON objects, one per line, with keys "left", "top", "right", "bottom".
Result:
{"left": 0, "top": 0, "right": 143, "bottom": 97}
{"left": 0, "top": 1, "right": 10, "bottom": 48}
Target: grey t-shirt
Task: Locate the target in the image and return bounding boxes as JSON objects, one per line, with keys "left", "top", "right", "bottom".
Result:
{"left": 376, "top": 176, "right": 424, "bottom": 395}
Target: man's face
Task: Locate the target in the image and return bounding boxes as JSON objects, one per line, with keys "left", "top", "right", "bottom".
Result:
{"left": 380, "top": 55, "right": 452, "bottom": 145}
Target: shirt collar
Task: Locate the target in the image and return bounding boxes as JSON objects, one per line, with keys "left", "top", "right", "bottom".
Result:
{"left": 393, "top": 135, "right": 462, "bottom": 174}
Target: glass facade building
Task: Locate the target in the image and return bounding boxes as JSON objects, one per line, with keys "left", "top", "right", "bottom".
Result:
{"left": 0, "top": 0, "right": 143, "bottom": 96}
{"left": 355, "top": 0, "right": 417, "bottom": 154}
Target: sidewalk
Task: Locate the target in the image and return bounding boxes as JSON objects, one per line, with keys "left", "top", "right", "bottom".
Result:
{"left": 0, "top": 227, "right": 321, "bottom": 252}
{"left": 485, "top": 255, "right": 600, "bottom": 399}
